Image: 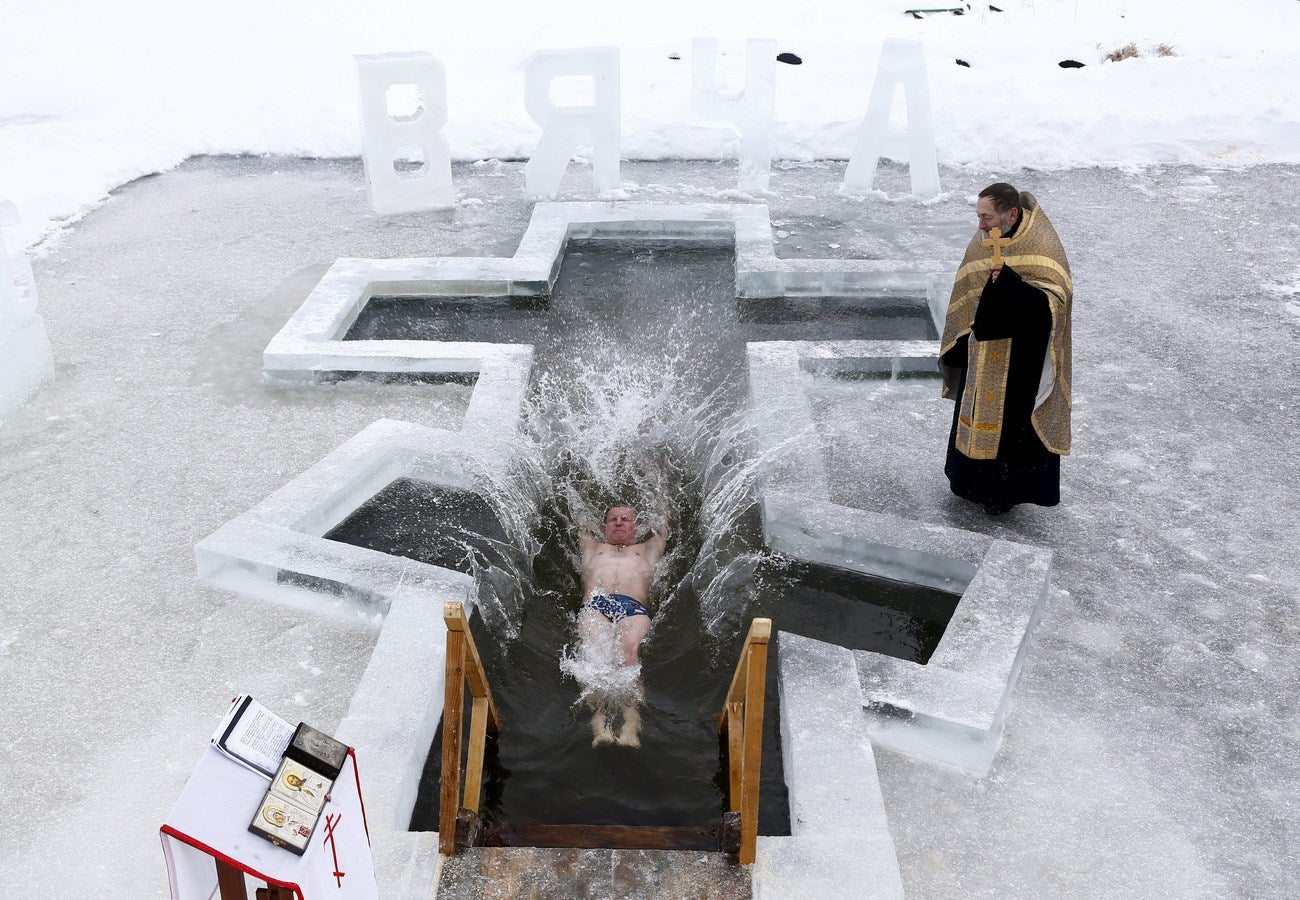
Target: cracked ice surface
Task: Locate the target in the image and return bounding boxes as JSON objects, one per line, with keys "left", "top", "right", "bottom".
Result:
{"left": 1, "top": 158, "right": 1299, "bottom": 897}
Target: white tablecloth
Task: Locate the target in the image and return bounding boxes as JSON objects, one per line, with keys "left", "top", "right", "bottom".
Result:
{"left": 161, "top": 746, "right": 378, "bottom": 899}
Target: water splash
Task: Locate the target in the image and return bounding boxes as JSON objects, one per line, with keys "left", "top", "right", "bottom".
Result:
{"left": 465, "top": 245, "right": 792, "bottom": 697}
{"left": 558, "top": 624, "right": 643, "bottom": 706}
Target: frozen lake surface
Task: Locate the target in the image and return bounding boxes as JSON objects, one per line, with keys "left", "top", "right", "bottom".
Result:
{"left": 1, "top": 156, "right": 1298, "bottom": 896}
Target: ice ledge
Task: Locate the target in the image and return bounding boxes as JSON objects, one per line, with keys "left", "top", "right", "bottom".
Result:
{"left": 745, "top": 340, "right": 942, "bottom": 505}
{"left": 263, "top": 201, "right": 949, "bottom": 383}
{"left": 856, "top": 538, "right": 1053, "bottom": 775}
{"left": 333, "top": 589, "right": 450, "bottom": 896}
{"left": 194, "top": 418, "right": 515, "bottom": 621}
{"left": 760, "top": 489, "right": 1052, "bottom": 777}
{"left": 753, "top": 633, "right": 904, "bottom": 900}
{"left": 763, "top": 490, "right": 984, "bottom": 592}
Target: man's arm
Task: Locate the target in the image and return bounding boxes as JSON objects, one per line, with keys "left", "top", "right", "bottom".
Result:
{"left": 643, "top": 506, "right": 671, "bottom": 562}
{"left": 578, "top": 528, "right": 597, "bottom": 559}
{"left": 972, "top": 266, "right": 1051, "bottom": 341}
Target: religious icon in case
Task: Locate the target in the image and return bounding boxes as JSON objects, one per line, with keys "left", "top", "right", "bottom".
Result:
{"left": 249, "top": 789, "right": 318, "bottom": 854}
{"left": 272, "top": 757, "right": 333, "bottom": 816}
{"left": 247, "top": 722, "right": 348, "bottom": 855}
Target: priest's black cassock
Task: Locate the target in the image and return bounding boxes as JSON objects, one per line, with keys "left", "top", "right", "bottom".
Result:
{"left": 939, "top": 190, "right": 1073, "bottom": 513}
{"left": 942, "top": 267, "right": 1058, "bottom": 508}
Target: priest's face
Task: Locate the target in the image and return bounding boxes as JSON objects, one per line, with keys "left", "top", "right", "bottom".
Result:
{"left": 976, "top": 197, "right": 1019, "bottom": 236}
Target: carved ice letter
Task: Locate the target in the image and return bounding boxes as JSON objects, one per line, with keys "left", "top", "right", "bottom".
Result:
{"left": 524, "top": 47, "right": 621, "bottom": 199}
{"left": 844, "top": 39, "right": 940, "bottom": 199}
{"left": 692, "top": 38, "right": 776, "bottom": 193}
{"left": 356, "top": 52, "right": 453, "bottom": 214}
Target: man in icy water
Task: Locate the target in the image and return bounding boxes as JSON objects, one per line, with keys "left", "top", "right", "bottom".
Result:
{"left": 576, "top": 503, "right": 669, "bottom": 748}
{"left": 940, "top": 182, "right": 1073, "bottom": 515}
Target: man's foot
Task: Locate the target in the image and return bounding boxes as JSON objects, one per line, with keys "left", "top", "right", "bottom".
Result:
{"left": 591, "top": 712, "right": 616, "bottom": 747}
{"left": 615, "top": 706, "right": 641, "bottom": 748}
{"left": 983, "top": 501, "right": 1013, "bottom": 516}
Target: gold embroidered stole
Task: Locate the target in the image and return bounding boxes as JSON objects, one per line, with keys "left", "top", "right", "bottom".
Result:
{"left": 955, "top": 335, "right": 1012, "bottom": 458}
{"left": 940, "top": 192, "right": 1073, "bottom": 456}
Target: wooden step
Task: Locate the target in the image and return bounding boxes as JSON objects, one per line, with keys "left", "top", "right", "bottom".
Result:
{"left": 488, "top": 822, "right": 721, "bottom": 852}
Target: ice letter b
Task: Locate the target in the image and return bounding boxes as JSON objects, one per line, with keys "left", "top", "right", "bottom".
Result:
{"left": 844, "top": 39, "right": 940, "bottom": 199}
{"left": 524, "top": 48, "right": 620, "bottom": 199}
{"left": 355, "top": 52, "right": 453, "bottom": 215}
{"left": 692, "top": 38, "right": 776, "bottom": 194}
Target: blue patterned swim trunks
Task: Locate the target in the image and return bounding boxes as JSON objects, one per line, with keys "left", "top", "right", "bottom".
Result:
{"left": 584, "top": 591, "right": 652, "bottom": 622}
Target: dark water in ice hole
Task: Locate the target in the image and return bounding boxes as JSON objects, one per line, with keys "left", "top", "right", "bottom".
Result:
{"left": 322, "top": 244, "right": 955, "bottom": 837}
{"left": 343, "top": 278, "right": 936, "bottom": 346}
{"left": 345, "top": 295, "right": 549, "bottom": 343}
{"left": 325, "top": 479, "right": 957, "bottom": 835}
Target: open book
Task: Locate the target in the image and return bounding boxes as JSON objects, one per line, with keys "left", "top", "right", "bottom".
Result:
{"left": 212, "top": 695, "right": 295, "bottom": 779}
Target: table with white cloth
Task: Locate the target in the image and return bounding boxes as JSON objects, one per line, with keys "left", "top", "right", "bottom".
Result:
{"left": 161, "top": 746, "right": 378, "bottom": 899}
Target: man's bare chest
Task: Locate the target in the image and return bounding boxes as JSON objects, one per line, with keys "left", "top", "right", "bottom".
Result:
{"left": 587, "top": 545, "right": 652, "bottom": 576}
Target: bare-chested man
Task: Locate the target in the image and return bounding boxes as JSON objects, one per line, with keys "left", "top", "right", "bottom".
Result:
{"left": 576, "top": 503, "right": 669, "bottom": 747}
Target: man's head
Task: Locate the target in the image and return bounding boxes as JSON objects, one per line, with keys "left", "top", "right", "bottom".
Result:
{"left": 976, "top": 182, "right": 1021, "bottom": 236}
{"left": 603, "top": 504, "right": 638, "bottom": 546}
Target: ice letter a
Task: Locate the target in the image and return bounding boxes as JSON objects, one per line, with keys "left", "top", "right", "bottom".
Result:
{"left": 692, "top": 38, "right": 776, "bottom": 194}
{"left": 844, "top": 39, "right": 940, "bottom": 199}
{"left": 0, "top": 201, "right": 54, "bottom": 427}
{"left": 524, "top": 48, "right": 620, "bottom": 199}
{"left": 356, "top": 52, "right": 453, "bottom": 214}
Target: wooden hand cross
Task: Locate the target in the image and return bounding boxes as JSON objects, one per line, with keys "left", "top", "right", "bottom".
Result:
{"left": 983, "top": 227, "right": 1012, "bottom": 268}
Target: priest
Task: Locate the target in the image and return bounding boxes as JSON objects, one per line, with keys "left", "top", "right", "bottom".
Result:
{"left": 940, "top": 183, "right": 1073, "bottom": 515}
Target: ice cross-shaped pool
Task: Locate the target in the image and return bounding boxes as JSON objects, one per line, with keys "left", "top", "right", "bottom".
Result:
{"left": 199, "top": 201, "right": 1055, "bottom": 898}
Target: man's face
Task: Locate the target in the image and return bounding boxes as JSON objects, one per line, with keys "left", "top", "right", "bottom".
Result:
{"left": 603, "top": 506, "right": 638, "bottom": 545}
{"left": 976, "top": 196, "right": 1018, "bottom": 236}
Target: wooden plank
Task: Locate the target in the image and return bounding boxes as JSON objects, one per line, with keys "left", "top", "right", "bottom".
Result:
{"left": 726, "top": 701, "right": 743, "bottom": 811}
{"left": 718, "top": 654, "right": 745, "bottom": 731}
{"left": 215, "top": 860, "right": 249, "bottom": 900}
{"left": 718, "top": 618, "right": 770, "bottom": 727}
{"left": 462, "top": 697, "right": 489, "bottom": 812}
{"left": 461, "top": 629, "right": 499, "bottom": 732}
{"left": 739, "top": 635, "right": 769, "bottom": 866}
{"left": 488, "top": 823, "right": 719, "bottom": 851}
{"left": 439, "top": 628, "right": 466, "bottom": 855}
{"left": 444, "top": 601, "right": 500, "bottom": 732}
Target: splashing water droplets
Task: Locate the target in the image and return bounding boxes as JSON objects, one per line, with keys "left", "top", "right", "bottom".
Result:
{"left": 467, "top": 244, "right": 793, "bottom": 718}
{"left": 559, "top": 627, "right": 642, "bottom": 707}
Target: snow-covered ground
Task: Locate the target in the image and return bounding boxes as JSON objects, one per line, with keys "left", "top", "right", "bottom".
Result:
{"left": 3, "top": 153, "right": 1297, "bottom": 897}
{"left": 3, "top": 0, "right": 1299, "bottom": 250}
{"left": 2, "top": 2, "right": 1300, "bottom": 897}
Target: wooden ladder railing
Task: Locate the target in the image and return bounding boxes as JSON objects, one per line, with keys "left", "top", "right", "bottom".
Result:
{"left": 440, "top": 601, "right": 501, "bottom": 855}
{"left": 717, "top": 617, "right": 771, "bottom": 866}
